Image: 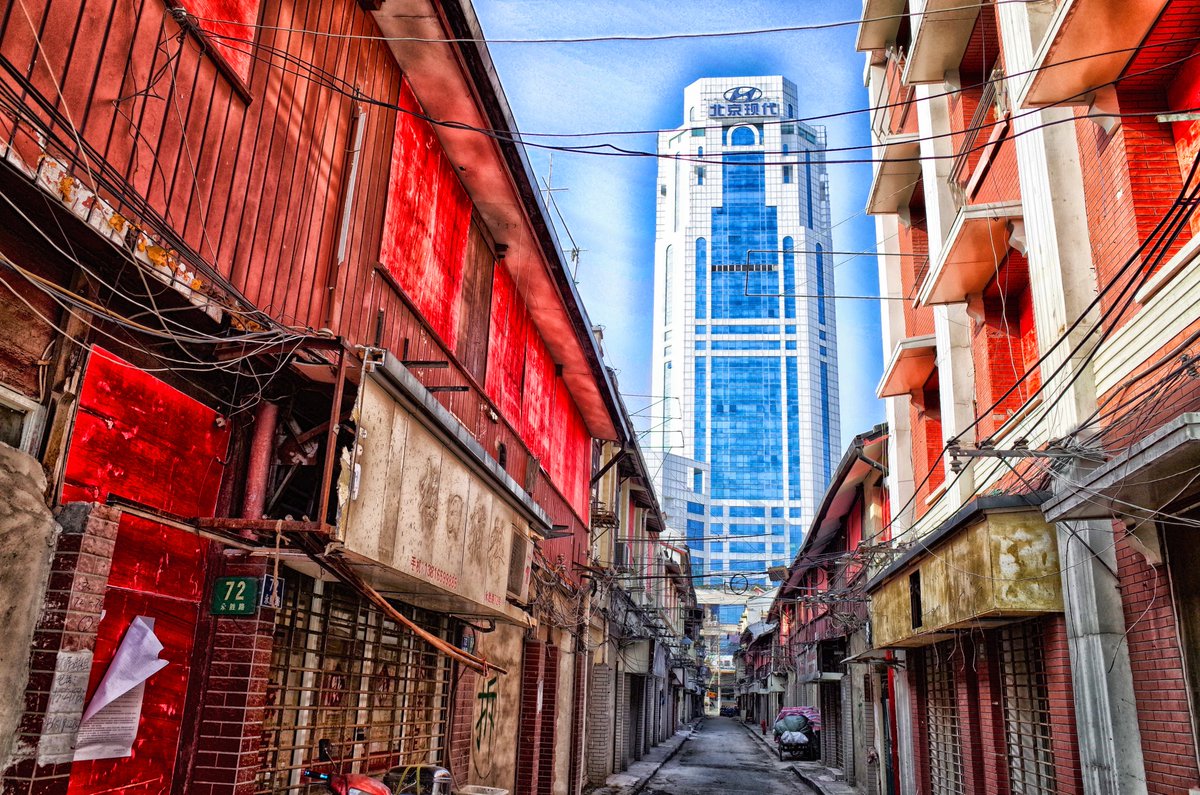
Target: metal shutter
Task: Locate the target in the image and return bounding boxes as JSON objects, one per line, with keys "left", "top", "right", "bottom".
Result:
{"left": 255, "top": 576, "right": 452, "bottom": 793}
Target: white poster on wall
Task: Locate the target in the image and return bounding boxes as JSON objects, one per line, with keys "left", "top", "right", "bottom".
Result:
{"left": 73, "top": 616, "right": 169, "bottom": 761}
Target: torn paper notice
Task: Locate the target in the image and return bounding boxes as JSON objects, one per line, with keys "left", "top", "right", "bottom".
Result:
{"left": 73, "top": 616, "right": 169, "bottom": 761}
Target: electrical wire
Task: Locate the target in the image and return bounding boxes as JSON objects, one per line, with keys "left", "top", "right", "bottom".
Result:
{"left": 187, "top": 1, "right": 1038, "bottom": 45}
{"left": 174, "top": 19, "right": 1200, "bottom": 168}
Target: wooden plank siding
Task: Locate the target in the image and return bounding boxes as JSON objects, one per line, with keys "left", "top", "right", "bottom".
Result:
{"left": 0, "top": 0, "right": 592, "bottom": 562}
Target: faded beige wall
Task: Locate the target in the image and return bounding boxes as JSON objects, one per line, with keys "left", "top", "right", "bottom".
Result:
{"left": 0, "top": 444, "right": 58, "bottom": 771}
{"left": 469, "top": 622, "right": 525, "bottom": 794}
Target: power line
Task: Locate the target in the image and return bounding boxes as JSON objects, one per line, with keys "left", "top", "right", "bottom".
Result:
{"left": 184, "top": 1, "right": 1037, "bottom": 45}
{"left": 179, "top": 21, "right": 1200, "bottom": 168}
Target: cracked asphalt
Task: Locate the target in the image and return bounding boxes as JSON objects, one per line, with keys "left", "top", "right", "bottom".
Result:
{"left": 640, "top": 717, "right": 816, "bottom": 795}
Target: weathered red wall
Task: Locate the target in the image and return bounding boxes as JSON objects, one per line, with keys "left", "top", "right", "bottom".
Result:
{"left": 62, "top": 348, "right": 228, "bottom": 795}
{"left": 186, "top": 0, "right": 263, "bottom": 84}
{"left": 379, "top": 79, "right": 473, "bottom": 352}
{"left": 485, "top": 262, "right": 530, "bottom": 422}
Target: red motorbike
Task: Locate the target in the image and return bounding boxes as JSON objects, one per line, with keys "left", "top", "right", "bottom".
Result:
{"left": 302, "top": 739, "right": 455, "bottom": 795}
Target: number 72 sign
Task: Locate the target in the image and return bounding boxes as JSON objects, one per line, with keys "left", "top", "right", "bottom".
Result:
{"left": 211, "top": 576, "right": 259, "bottom": 615}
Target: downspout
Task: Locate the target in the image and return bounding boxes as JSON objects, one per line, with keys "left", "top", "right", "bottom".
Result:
{"left": 325, "top": 102, "right": 366, "bottom": 331}
{"left": 241, "top": 401, "right": 278, "bottom": 529}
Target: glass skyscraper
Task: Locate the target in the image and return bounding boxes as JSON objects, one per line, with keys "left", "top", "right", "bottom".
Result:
{"left": 651, "top": 77, "right": 839, "bottom": 585}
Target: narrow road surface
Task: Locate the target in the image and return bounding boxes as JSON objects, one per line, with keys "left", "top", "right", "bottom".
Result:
{"left": 641, "top": 717, "right": 816, "bottom": 795}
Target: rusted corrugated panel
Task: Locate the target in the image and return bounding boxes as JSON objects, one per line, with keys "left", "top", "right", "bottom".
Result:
{"left": 485, "top": 261, "right": 528, "bottom": 423}
{"left": 67, "top": 516, "right": 208, "bottom": 795}
{"left": 62, "top": 348, "right": 230, "bottom": 512}
{"left": 62, "top": 348, "right": 224, "bottom": 795}
{"left": 378, "top": 79, "right": 473, "bottom": 351}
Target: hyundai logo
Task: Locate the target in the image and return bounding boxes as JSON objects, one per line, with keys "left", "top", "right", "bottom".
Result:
{"left": 723, "top": 86, "right": 763, "bottom": 102}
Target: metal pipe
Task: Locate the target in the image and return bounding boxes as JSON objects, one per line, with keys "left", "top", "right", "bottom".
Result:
{"left": 242, "top": 401, "right": 279, "bottom": 524}
{"left": 317, "top": 346, "right": 347, "bottom": 523}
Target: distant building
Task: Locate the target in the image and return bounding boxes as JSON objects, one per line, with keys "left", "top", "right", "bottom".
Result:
{"left": 651, "top": 77, "right": 840, "bottom": 586}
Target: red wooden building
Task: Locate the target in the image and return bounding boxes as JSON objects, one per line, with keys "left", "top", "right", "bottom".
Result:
{"left": 0, "top": 1, "right": 638, "bottom": 794}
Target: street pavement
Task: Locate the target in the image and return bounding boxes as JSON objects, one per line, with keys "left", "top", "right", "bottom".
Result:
{"left": 639, "top": 717, "right": 816, "bottom": 795}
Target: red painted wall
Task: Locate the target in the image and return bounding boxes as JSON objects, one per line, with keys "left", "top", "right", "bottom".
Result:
{"left": 62, "top": 348, "right": 229, "bottom": 795}
{"left": 189, "top": 0, "right": 263, "bottom": 84}
{"left": 379, "top": 79, "right": 473, "bottom": 352}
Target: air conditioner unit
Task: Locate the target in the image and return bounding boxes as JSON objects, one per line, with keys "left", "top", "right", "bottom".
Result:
{"left": 507, "top": 528, "right": 532, "bottom": 603}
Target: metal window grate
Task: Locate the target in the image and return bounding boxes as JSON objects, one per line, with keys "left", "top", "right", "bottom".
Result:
{"left": 925, "top": 644, "right": 965, "bottom": 795}
{"left": 999, "top": 622, "right": 1057, "bottom": 795}
{"left": 255, "top": 576, "right": 452, "bottom": 794}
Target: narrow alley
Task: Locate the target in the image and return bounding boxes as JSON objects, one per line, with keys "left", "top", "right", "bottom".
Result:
{"left": 641, "top": 718, "right": 816, "bottom": 795}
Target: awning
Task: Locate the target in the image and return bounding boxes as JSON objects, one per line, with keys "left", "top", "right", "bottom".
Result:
{"left": 1044, "top": 413, "right": 1200, "bottom": 523}
{"left": 876, "top": 336, "right": 937, "bottom": 398}
{"left": 919, "top": 202, "right": 1023, "bottom": 306}
{"left": 866, "top": 134, "right": 921, "bottom": 215}
{"left": 1017, "top": 0, "right": 1169, "bottom": 108}
{"left": 903, "top": 0, "right": 981, "bottom": 84}
{"left": 867, "top": 496, "right": 1062, "bottom": 648}
{"left": 326, "top": 357, "right": 545, "bottom": 626}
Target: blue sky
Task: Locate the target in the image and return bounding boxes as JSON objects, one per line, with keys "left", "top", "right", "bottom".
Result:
{"left": 472, "top": 0, "right": 885, "bottom": 451}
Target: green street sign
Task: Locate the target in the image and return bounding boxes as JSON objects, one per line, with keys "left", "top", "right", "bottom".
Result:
{"left": 212, "top": 576, "right": 259, "bottom": 616}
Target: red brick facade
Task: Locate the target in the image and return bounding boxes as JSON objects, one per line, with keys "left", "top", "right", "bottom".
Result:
{"left": 1115, "top": 529, "right": 1200, "bottom": 792}
{"left": 2, "top": 504, "right": 118, "bottom": 795}
{"left": 188, "top": 556, "right": 276, "bottom": 795}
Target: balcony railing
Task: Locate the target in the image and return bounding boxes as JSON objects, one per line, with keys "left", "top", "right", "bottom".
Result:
{"left": 872, "top": 46, "right": 915, "bottom": 139}
{"left": 949, "top": 66, "right": 1006, "bottom": 201}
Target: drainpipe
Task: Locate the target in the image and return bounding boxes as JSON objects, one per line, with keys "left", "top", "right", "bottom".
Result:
{"left": 241, "top": 401, "right": 279, "bottom": 527}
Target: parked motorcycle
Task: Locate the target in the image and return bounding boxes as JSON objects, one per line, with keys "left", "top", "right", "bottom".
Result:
{"left": 302, "top": 739, "right": 455, "bottom": 795}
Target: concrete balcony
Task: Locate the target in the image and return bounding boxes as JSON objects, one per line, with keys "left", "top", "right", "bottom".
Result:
{"left": 903, "top": 0, "right": 981, "bottom": 84}
{"left": 876, "top": 335, "right": 938, "bottom": 398}
{"left": 918, "top": 201, "right": 1023, "bottom": 306}
{"left": 1017, "top": 0, "right": 1169, "bottom": 108}
{"left": 866, "top": 133, "right": 921, "bottom": 215}
{"left": 856, "top": 0, "right": 907, "bottom": 52}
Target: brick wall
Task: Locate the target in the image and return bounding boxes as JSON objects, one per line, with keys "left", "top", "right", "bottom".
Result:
{"left": 536, "top": 644, "right": 558, "bottom": 795}
{"left": 1115, "top": 526, "right": 1200, "bottom": 793}
{"left": 188, "top": 554, "right": 275, "bottom": 795}
{"left": 1042, "top": 616, "right": 1083, "bottom": 795}
{"left": 978, "top": 634, "right": 1010, "bottom": 795}
{"left": 971, "top": 251, "right": 1039, "bottom": 440}
{"left": 515, "top": 639, "right": 545, "bottom": 795}
{"left": 2, "top": 503, "right": 118, "bottom": 795}
{"left": 907, "top": 649, "right": 931, "bottom": 795}
{"left": 585, "top": 661, "right": 613, "bottom": 785}
{"left": 899, "top": 203, "right": 934, "bottom": 338}
{"left": 1074, "top": 89, "right": 1190, "bottom": 335}
{"left": 951, "top": 641, "right": 987, "bottom": 794}
{"left": 911, "top": 377, "right": 945, "bottom": 517}
{"left": 449, "top": 666, "right": 479, "bottom": 782}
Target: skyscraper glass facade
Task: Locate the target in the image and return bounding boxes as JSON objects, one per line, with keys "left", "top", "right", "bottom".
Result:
{"left": 651, "top": 77, "right": 839, "bottom": 585}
